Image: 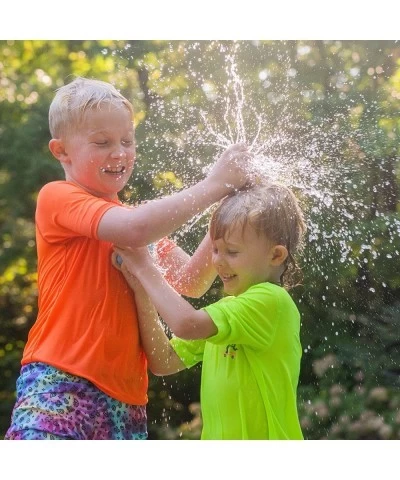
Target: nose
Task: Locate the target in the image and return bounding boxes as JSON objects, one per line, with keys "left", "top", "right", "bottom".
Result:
{"left": 111, "top": 146, "right": 127, "bottom": 160}
{"left": 212, "top": 251, "right": 225, "bottom": 268}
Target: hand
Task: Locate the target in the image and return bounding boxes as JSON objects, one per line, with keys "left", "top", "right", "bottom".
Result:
{"left": 112, "top": 246, "right": 156, "bottom": 294}
{"left": 113, "top": 246, "right": 155, "bottom": 276}
{"left": 207, "top": 143, "right": 254, "bottom": 191}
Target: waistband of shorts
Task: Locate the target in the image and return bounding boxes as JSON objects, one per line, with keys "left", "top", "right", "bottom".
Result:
{"left": 19, "top": 362, "right": 95, "bottom": 394}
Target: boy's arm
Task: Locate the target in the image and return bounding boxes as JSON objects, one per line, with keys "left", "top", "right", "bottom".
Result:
{"left": 114, "top": 247, "right": 217, "bottom": 340}
{"left": 158, "top": 233, "right": 216, "bottom": 298}
{"left": 97, "top": 144, "right": 252, "bottom": 248}
{"left": 112, "top": 253, "right": 186, "bottom": 376}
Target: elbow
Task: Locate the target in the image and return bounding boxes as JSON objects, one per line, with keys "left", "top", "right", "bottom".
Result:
{"left": 147, "top": 359, "right": 186, "bottom": 377}
{"left": 149, "top": 367, "right": 169, "bottom": 377}
{"left": 184, "top": 284, "right": 209, "bottom": 298}
{"left": 190, "top": 292, "right": 203, "bottom": 299}
{"left": 191, "top": 287, "right": 209, "bottom": 299}
{"left": 150, "top": 368, "right": 181, "bottom": 377}
{"left": 176, "top": 286, "right": 204, "bottom": 299}
{"left": 147, "top": 360, "right": 170, "bottom": 377}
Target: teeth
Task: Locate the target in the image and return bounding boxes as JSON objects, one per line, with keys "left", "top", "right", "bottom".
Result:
{"left": 222, "top": 274, "right": 235, "bottom": 280}
{"left": 101, "top": 166, "right": 125, "bottom": 174}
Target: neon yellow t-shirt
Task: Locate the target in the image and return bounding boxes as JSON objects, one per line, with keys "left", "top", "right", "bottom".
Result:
{"left": 170, "top": 282, "right": 303, "bottom": 440}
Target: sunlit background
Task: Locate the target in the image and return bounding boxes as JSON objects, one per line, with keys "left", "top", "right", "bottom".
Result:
{"left": 1, "top": 40, "right": 400, "bottom": 441}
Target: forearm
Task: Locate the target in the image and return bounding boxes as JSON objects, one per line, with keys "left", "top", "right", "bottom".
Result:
{"left": 162, "top": 234, "right": 216, "bottom": 298}
{"left": 134, "top": 264, "right": 217, "bottom": 340}
{"left": 125, "top": 273, "right": 186, "bottom": 376}
{"left": 179, "top": 233, "right": 216, "bottom": 297}
{"left": 98, "top": 178, "right": 230, "bottom": 248}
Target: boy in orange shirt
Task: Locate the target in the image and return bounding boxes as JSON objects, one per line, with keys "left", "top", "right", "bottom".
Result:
{"left": 4, "top": 77, "right": 253, "bottom": 440}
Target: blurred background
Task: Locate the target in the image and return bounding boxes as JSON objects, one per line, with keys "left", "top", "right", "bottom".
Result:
{"left": 0, "top": 40, "right": 399, "bottom": 440}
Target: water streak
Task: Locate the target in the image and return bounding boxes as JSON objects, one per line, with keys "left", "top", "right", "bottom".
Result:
{"left": 115, "top": 41, "right": 399, "bottom": 302}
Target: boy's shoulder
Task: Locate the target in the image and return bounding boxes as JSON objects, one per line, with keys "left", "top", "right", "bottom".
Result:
{"left": 37, "top": 181, "right": 96, "bottom": 213}
{"left": 241, "top": 282, "right": 289, "bottom": 298}
{"left": 38, "top": 181, "right": 96, "bottom": 200}
{"left": 248, "top": 282, "right": 296, "bottom": 305}
{"left": 40, "top": 180, "right": 78, "bottom": 193}
{"left": 223, "top": 283, "right": 297, "bottom": 312}
{"left": 214, "top": 283, "right": 287, "bottom": 309}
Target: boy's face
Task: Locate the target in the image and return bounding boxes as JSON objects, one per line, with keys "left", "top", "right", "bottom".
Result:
{"left": 55, "top": 104, "right": 135, "bottom": 200}
{"left": 211, "top": 223, "right": 283, "bottom": 296}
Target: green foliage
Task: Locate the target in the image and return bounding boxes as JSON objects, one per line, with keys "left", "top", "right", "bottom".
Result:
{"left": 297, "top": 301, "right": 400, "bottom": 439}
{"left": 1, "top": 40, "right": 399, "bottom": 440}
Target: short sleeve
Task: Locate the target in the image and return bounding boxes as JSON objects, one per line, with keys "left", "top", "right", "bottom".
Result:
{"left": 170, "top": 336, "right": 206, "bottom": 368}
{"left": 36, "top": 182, "right": 119, "bottom": 242}
{"left": 203, "top": 284, "right": 281, "bottom": 350}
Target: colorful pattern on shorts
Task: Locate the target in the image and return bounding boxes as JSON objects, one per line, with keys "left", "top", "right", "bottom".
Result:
{"left": 4, "top": 362, "right": 148, "bottom": 440}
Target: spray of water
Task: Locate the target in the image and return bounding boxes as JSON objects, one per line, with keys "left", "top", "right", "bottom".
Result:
{"left": 108, "top": 40, "right": 400, "bottom": 438}
{"left": 114, "top": 41, "right": 399, "bottom": 305}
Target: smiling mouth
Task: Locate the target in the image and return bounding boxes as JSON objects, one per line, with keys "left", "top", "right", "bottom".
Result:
{"left": 101, "top": 166, "right": 126, "bottom": 175}
{"left": 221, "top": 274, "right": 236, "bottom": 282}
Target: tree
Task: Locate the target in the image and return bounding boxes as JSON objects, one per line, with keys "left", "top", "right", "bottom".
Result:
{"left": 1, "top": 40, "right": 399, "bottom": 439}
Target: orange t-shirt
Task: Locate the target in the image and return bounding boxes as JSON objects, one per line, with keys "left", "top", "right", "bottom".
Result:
{"left": 22, "top": 181, "right": 175, "bottom": 405}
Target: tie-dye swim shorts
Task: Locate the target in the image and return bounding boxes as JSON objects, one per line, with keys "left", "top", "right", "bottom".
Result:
{"left": 4, "top": 362, "right": 147, "bottom": 440}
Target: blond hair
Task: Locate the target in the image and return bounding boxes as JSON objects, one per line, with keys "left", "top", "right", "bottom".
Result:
{"left": 209, "top": 183, "right": 307, "bottom": 289}
{"left": 49, "top": 77, "right": 134, "bottom": 138}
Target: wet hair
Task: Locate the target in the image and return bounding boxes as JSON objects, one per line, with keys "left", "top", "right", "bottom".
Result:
{"left": 209, "top": 182, "right": 307, "bottom": 289}
{"left": 49, "top": 77, "right": 134, "bottom": 138}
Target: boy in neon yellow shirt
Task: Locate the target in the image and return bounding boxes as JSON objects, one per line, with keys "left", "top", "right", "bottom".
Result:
{"left": 114, "top": 183, "right": 306, "bottom": 439}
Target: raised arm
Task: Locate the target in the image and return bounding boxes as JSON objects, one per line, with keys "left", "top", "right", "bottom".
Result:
{"left": 98, "top": 144, "right": 252, "bottom": 248}
{"left": 111, "top": 252, "right": 186, "bottom": 376}
{"left": 157, "top": 233, "right": 216, "bottom": 298}
{"left": 114, "top": 247, "right": 217, "bottom": 340}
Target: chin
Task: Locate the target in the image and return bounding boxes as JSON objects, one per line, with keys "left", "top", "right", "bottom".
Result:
{"left": 224, "top": 287, "right": 239, "bottom": 297}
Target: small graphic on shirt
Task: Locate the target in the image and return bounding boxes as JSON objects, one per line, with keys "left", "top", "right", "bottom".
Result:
{"left": 224, "top": 344, "right": 238, "bottom": 359}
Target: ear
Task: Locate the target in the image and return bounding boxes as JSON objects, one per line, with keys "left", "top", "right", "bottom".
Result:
{"left": 270, "top": 245, "right": 288, "bottom": 266}
{"left": 49, "top": 138, "right": 70, "bottom": 164}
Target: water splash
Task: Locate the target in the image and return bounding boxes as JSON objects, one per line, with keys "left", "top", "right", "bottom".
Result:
{"left": 114, "top": 41, "right": 399, "bottom": 303}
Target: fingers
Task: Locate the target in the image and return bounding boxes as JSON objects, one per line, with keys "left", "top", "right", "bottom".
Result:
{"left": 218, "top": 144, "right": 252, "bottom": 164}
{"left": 225, "top": 142, "right": 247, "bottom": 150}
{"left": 228, "top": 143, "right": 252, "bottom": 157}
{"left": 224, "top": 143, "right": 249, "bottom": 154}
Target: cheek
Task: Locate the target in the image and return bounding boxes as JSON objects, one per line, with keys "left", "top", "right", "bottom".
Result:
{"left": 85, "top": 156, "right": 100, "bottom": 172}
{"left": 127, "top": 151, "right": 136, "bottom": 167}
{"left": 211, "top": 253, "right": 218, "bottom": 266}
